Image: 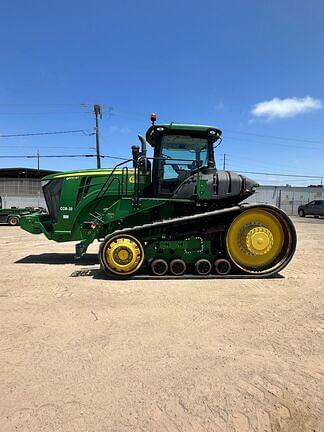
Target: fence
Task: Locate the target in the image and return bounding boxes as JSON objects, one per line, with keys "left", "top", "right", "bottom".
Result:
{"left": 244, "top": 186, "right": 324, "bottom": 216}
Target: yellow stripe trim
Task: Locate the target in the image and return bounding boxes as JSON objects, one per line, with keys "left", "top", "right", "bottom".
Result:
{"left": 54, "top": 169, "right": 135, "bottom": 178}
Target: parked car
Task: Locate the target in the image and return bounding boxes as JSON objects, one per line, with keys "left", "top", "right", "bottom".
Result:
{"left": 298, "top": 200, "right": 324, "bottom": 217}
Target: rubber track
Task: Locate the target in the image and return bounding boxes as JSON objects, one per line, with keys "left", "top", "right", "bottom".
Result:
{"left": 99, "top": 203, "right": 297, "bottom": 278}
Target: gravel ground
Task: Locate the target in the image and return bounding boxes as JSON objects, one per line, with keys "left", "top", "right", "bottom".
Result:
{"left": 0, "top": 217, "right": 323, "bottom": 432}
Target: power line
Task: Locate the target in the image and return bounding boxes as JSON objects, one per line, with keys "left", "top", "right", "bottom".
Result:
{"left": 0, "top": 103, "right": 90, "bottom": 106}
{"left": 223, "top": 136, "right": 324, "bottom": 151}
{"left": 0, "top": 112, "right": 90, "bottom": 115}
{"left": 225, "top": 156, "right": 320, "bottom": 174}
{"left": 0, "top": 129, "right": 92, "bottom": 138}
{"left": 233, "top": 170, "right": 324, "bottom": 179}
{"left": 0, "top": 145, "right": 94, "bottom": 149}
{"left": 256, "top": 178, "right": 323, "bottom": 183}
{"left": 0, "top": 154, "right": 96, "bottom": 159}
{"left": 0, "top": 154, "right": 128, "bottom": 160}
{"left": 223, "top": 129, "right": 324, "bottom": 145}
{"left": 102, "top": 155, "right": 129, "bottom": 161}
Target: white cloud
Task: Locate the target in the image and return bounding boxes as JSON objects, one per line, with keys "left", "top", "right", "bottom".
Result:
{"left": 251, "top": 96, "right": 322, "bottom": 120}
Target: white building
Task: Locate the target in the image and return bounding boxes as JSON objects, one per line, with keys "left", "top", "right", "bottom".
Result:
{"left": 244, "top": 185, "right": 324, "bottom": 215}
{"left": 0, "top": 167, "right": 58, "bottom": 209}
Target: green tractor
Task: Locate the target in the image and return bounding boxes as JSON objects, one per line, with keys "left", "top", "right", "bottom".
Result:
{"left": 21, "top": 115, "right": 296, "bottom": 277}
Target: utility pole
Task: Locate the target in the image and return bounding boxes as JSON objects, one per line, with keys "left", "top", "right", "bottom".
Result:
{"left": 37, "top": 150, "right": 40, "bottom": 170}
{"left": 94, "top": 104, "right": 102, "bottom": 169}
{"left": 223, "top": 153, "right": 227, "bottom": 170}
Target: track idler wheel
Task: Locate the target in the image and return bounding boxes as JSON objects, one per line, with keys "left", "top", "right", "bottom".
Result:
{"left": 215, "top": 258, "right": 231, "bottom": 275}
{"left": 226, "top": 207, "right": 296, "bottom": 275}
{"left": 169, "top": 259, "right": 186, "bottom": 276}
{"left": 195, "top": 259, "right": 212, "bottom": 275}
{"left": 151, "top": 259, "right": 168, "bottom": 276}
{"left": 100, "top": 234, "right": 144, "bottom": 276}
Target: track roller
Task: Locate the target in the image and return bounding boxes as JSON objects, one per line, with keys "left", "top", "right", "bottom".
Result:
{"left": 151, "top": 259, "right": 168, "bottom": 276}
{"left": 169, "top": 259, "right": 186, "bottom": 276}
{"left": 195, "top": 258, "right": 212, "bottom": 275}
{"left": 215, "top": 258, "right": 231, "bottom": 275}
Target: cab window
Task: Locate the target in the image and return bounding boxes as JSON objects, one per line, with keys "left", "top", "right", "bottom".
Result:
{"left": 158, "top": 135, "right": 209, "bottom": 194}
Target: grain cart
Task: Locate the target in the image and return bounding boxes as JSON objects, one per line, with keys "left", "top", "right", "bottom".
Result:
{"left": 21, "top": 115, "right": 296, "bottom": 277}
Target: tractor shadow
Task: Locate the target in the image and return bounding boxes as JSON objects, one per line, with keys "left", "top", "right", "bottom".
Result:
{"left": 15, "top": 253, "right": 99, "bottom": 266}
{"left": 15, "top": 253, "right": 284, "bottom": 280}
{"left": 70, "top": 268, "right": 284, "bottom": 281}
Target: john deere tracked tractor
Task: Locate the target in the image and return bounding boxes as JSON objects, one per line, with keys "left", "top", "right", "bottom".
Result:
{"left": 21, "top": 115, "right": 296, "bottom": 277}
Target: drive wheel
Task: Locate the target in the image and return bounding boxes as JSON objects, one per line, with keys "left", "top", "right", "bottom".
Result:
{"left": 298, "top": 209, "right": 305, "bottom": 217}
{"left": 100, "top": 234, "right": 144, "bottom": 276}
{"left": 226, "top": 208, "right": 292, "bottom": 274}
{"left": 8, "top": 216, "right": 19, "bottom": 226}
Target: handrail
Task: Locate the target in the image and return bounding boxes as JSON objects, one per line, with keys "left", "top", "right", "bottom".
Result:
{"left": 95, "top": 158, "right": 133, "bottom": 202}
{"left": 93, "top": 155, "right": 196, "bottom": 207}
{"left": 89, "top": 158, "right": 133, "bottom": 219}
{"left": 88, "top": 155, "right": 203, "bottom": 220}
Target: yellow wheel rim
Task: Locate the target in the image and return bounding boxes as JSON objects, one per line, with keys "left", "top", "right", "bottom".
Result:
{"left": 103, "top": 234, "right": 144, "bottom": 275}
{"left": 226, "top": 209, "right": 285, "bottom": 271}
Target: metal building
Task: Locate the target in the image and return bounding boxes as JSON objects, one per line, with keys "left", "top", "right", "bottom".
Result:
{"left": 0, "top": 167, "right": 58, "bottom": 208}
{"left": 244, "top": 185, "right": 324, "bottom": 215}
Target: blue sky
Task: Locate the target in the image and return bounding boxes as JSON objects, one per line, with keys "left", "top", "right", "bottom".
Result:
{"left": 0, "top": 0, "right": 323, "bottom": 185}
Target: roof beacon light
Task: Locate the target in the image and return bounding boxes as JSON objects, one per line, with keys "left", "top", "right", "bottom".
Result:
{"left": 150, "top": 112, "right": 157, "bottom": 125}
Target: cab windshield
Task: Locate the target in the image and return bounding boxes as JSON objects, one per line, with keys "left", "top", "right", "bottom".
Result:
{"left": 158, "top": 135, "right": 210, "bottom": 194}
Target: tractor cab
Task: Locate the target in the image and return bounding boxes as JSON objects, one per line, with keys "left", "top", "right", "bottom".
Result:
{"left": 145, "top": 120, "right": 222, "bottom": 196}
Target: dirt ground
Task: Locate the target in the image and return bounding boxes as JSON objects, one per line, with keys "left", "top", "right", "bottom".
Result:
{"left": 0, "top": 217, "right": 323, "bottom": 432}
